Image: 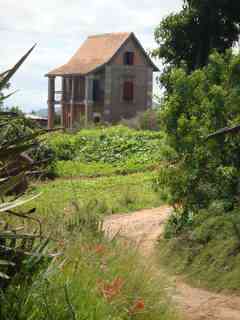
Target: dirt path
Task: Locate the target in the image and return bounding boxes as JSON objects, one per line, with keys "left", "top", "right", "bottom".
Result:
{"left": 103, "top": 206, "right": 240, "bottom": 320}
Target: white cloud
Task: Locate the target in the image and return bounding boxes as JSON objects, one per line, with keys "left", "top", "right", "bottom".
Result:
{"left": 0, "top": 0, "right": 182, "bottom": 112}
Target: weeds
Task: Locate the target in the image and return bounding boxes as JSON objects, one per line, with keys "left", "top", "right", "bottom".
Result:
{"left": 28, "top": 173, "right": 162, "bottom": 227}
{"left": 159, "top": 206, "right": 240, "bottom": 292}
{"left": 1, "top": 200, "right": 178, "bottom": 320}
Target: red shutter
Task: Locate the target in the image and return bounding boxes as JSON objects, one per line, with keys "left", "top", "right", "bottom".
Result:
{"left": 129, "top": 52, "right": 134, "bottom": 65}
{"left": 123, "top": 81, "right": 134, "bottom": 101}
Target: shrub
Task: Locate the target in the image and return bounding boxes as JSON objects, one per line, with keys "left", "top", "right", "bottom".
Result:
{"left": 45, "top": 126, "right": 164, "bottom": 177}
{"left": 0, "top": 46, "right": 51, "bottom": 292}
{"left": 121, "top": 110, "right": 161, "bottom": 131}
{"left": 159, "top": 205, "right": 240, "bottom": 291}
{"left": 155, "top": 51, "right": 240, "bottom": 215}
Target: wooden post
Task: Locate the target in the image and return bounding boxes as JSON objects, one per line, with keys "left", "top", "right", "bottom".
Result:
{"left": 70, "top": 77, "right": 75, "bottom": 130}
{"left": 48, "top": 76, "right": 55, "bottom": 129}
{"left": 84, "top": 75, "right": 93, "bottom": 127}
{"left": 85, "top": 76, "right": 88, "bottom": 127}
{"left": 61, "top": 77, "right": 66, "bottom": 128}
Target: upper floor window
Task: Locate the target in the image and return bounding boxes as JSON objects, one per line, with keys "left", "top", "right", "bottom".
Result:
{"left": 124, "top": 52, "right": 134, "bottom": 65}
{"left": 123, "top": 81, "right": 134, "bottom": 102}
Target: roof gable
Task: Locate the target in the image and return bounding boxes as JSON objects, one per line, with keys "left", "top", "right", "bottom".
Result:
{"left": 110, "top": 33, "right": 159, "bottom": 71}
{"left": 47, "top": 32, "right": 158, "bottom": 76}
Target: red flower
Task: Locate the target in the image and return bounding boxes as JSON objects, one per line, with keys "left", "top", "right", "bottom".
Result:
{"left": 95, "top": 244, "right": 105, "bottom": 254}
{"left": 129, "top": 298, "right": 145, "bottom": 314}
{"left": 98, "top": 277, "right": 124, "bottom": 301}
{"left": 134, "top": 299, "right": 145, "bottom": 310}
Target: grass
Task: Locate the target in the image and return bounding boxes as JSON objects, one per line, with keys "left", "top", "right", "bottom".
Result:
{"left": 157, "top": 206, "right": 240, "bottom": 293}
{"left": 0, "top": 125, "right": 180, "bottom": 319}
{"left": 55, "top": 159, "right": 159, "bottom": 178}
{"left": 3, "top": 233, "right": 178, "bottom": 320}
{"left": 29, "top": 172, "right": 162, "bottom": 224}
{"left": 2, "top": 178, "right": 179, "bottom": 320}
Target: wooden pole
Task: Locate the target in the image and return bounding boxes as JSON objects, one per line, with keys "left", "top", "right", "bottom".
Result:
{"left": 84, "top": 75, "right": 94, "bottom": 127}
{"left": 85, "top": 76, "right": 88, "bottom": 127}
{"left": 61, "top": 77, "right": 66, "bottom": 128}
{"left": 47, "top": 77, "right": 55, "bottom": 129}
{"left": 70, "top": 77, "right": 75, "bottom": 130}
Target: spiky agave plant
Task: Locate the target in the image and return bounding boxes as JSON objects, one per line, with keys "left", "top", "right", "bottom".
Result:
{"left": 0, "top": 46, "right": 50, "bottom": 288}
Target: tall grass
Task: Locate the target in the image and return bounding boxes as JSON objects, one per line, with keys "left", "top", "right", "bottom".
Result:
{"left": 158, "top": 205, "right": 240, "bottom": 292}
{"left": 1, "top": 201, "right": 179, "bottom": 320}
{"left": 29, "top": 173, "right": 162, "bottom": 223}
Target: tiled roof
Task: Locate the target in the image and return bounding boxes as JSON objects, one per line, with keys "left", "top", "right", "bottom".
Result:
{"left": 47, "top": 32, "right": 131, "bottom": 76}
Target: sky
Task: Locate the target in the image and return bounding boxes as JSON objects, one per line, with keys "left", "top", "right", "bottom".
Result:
{"left": 0, "top": 0, "right": 182, "bottom": 113}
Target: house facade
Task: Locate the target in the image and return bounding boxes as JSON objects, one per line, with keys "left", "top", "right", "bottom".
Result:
{"left": 46, "top": 32, "right": 158, "bottom": 129}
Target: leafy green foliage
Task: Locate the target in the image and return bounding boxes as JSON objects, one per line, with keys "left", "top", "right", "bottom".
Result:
{"left": 48, "top": 126, "right": 163, "bottom": 162}
{"left": 46, "top": 126, "right": 164, "bottom": 177}
{"left": 155, "top": 51, "right": 240, "bottom": 215}
{"left": 0, "top": 47, "right": 51, "bottom": 288}
{"left": 153, "top": 1, "right": 240, "bottom": 73}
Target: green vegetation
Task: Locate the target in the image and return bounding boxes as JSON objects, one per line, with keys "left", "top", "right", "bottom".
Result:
{"left": 45, "top": 126, "right": 164, "bottom": 177}
{"left": 159, "top": 206, "right": 240, "bottom": 292}
{"left": 0, "top": 46, "right": 179, "bottom": 319}
{"left": 2, "top": 202, "right": 178, "bottom": 320}
{"left": 120, "top": 109, "right": 161, "bottom": 131}
{"left": 0, "top": 46, "right": 51, "bottom": 290}
{"left": 2, "top": 122, "right": 173, "bottom": 319}
{"left": 154, "top": 18, "right": 240, "bottom": 291}
{"left": 0, "top": 119, "right": 177, "bottom": 319}
{"left": 155, "top": 51, "right": 240, "bottom": 214}
{"left": 30, "top": 172, "right": 161, "bottom": 220}
{"left": 153, "top": 1, "right": 240, "bottom": 72}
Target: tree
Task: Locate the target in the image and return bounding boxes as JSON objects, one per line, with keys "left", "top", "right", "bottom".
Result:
{"left": 153, "top": 0, "right": 240, "bottom": 73}
{"left": 156, "top": 51, "right": 240, "bottom": 215}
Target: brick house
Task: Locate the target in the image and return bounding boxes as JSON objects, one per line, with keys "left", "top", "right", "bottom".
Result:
{"left": 46, "top": 32, "right": 159, "bottom": 129}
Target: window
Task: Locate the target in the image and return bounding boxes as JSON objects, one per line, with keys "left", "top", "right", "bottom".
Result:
{"left": 124, "top": 52, "right": 134, "bottom": 65}
{"left": 93, "top": 79, "right": 100, "bottom": 102}
{"left": 123, "top": 81, "right": 134, "bottom": 102}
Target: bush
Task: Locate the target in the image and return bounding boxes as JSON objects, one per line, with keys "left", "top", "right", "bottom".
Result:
{"left": 156, "top": 51, "right": 240, "bottom": 215}
{"left": 0, "top": 46, "right": 51, "bottom": 294}
{"left": 121, "top": 110, "right": 161, "bottom": 131}
{"left": 159, "top": 205, "right": 240, "bottom": 291}
{"left": 45, "top": 126, "right": 164, "bottom": 177}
